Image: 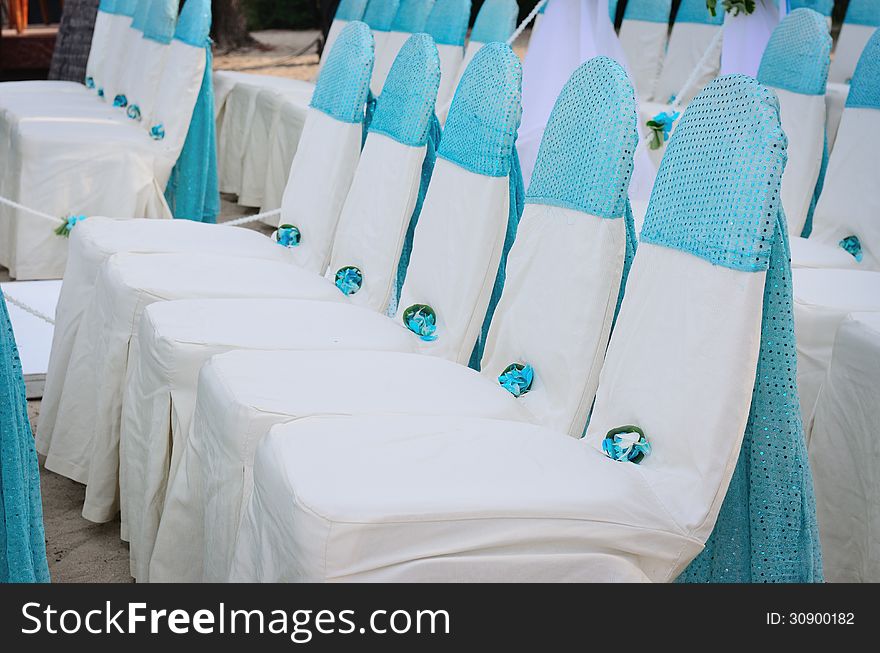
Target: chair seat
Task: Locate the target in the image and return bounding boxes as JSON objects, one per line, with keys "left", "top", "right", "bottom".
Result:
{"left": 149, "top": 348, "right": 533, "bottom": 582}
{"left": 790, "top": 236, "right": 863, "bottom": 271}
{"left": 120, "top": 299, "right": 421, "bottom": 581}
{"left": 230, "top": 414, "right": 701, "bottom": 583}
{"left": 0, "top": 90, "right": 125, "bottom": 124}
{"left": 39, "top": 252, "right": 345, "bottom": 492}
{"left": 36, "top": 217, "right": 293, "bottom": 462}
{"left": 793, "top": 268, "right": 880, "bottom": 425}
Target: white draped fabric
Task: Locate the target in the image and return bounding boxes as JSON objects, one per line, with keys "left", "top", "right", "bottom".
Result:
{"left": 720, "top": 1, "right": 787, "bottom": 77}
{"left": 518, "top": 0, "right": 654, "bottom": 199}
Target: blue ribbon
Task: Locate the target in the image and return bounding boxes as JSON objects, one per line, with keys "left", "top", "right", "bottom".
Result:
{"left": 273, "top": 224, "right": 301, "bottom": 248}
{"left": 403, "top": 304, "right": 437, "bottom": 341}
{"left": 839, "top": 235, "right": 864, "bottom": 262}
{"left": 602, "top": 426, "right": 651, "bottom": 464}
{"left": 498, "top": 363, "right": 534, "bottom": 397}
{"left": 335, "top": 266, "right": 363, "bottom": 296}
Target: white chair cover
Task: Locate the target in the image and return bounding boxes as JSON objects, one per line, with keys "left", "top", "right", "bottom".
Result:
{"left": 35, "top": 21, "right": 375, "bottom": 490}
{"left": 229, "top": 75, "right": 786, "bottom": 583}
{"left": 618, "top": 0, "right": 671, "bottom": 100}
{"left": 144, "top": 43, "right": 523, "bottom": 582}
{"left": 809, "top": 312, "right": 880, "bottom": 582}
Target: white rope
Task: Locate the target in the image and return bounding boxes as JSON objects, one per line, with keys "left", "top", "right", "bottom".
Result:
{"left": 3, "top": 292, "right": 55, "bottom": 325}
{"left": 0, "top": 191, "right": 280, "bottom": 229}
{"left": 670, "top": 29, "right": 724, "bottom": 111}
{"left": 223, "top": 207, "right": 282, "bottom": 227}
{"left": 0, "top": 194, "right": 63, "bottom": 224}
{"left": 506, "top": 0, "right": 548, "bottom": 46}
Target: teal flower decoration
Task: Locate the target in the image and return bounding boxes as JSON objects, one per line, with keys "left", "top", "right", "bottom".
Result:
{"left": 272, "top": 224, "right": 302, "bottom": 248}
{"left": 113, "top": 94, "right": 128, "bottom": 108}
{"left": 602, "top": 425, "right": 651, "bottom": 464}
{"left": 646, "top": 111, "right": 680, "bottom": 150}
{"left": 335, "top": 266, "right": 363, "bottom": 296}
{"left": 85, "top": 76, "right": 95, "bottom": 89}
{"left": 839, "top": 235, "right": 863, "bottom": 263}
{"left": 403, "top": 304, "right": 437, "bottom": 341}
{"left": 97, "top": 87, "right": 105, "bottom": 99}
{"left": 54, "top": 214, "right": 87, "bottom": 238}
{"left": 706, "top": 0, "right": 755, "bottom": 17}
{"left": 127, "top": 104, "right": 142, "bottom": 121}
{"left": 149, "top": 123, "right": 165, "bottom": 141}
{"left": 498, "top": 363, "right": 535, "bottom": 398}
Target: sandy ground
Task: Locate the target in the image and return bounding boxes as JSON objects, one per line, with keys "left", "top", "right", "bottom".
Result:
{"left": 2, "top": 27, "right": 531, "bottom": 582}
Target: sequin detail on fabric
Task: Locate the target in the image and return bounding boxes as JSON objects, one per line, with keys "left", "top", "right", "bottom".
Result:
{"left": 846, "top": 29, "right": 880, "bottom": 109}
{"left": 310, "top": 22, "right": 374, "bottom": 123}
{"left": 528, "top": 58, "right": 637, "bottom": 218}
{"left": 757, "top": 9, "right": 831, "bottom": 96}
{"left": 640, "top": 75, "right": 787, "bottom": 272}
{"left": 369, "top": 34, "right": 440, "bottom": 147}
{"left": 438, "top": 43, "right": 522, "bottom": 177}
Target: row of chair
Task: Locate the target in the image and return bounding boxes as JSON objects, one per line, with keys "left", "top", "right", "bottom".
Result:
{"left": 0, "top": 0, "right": 212, "bottom": 280}
{"left": 37, "top": 18, "right": 820, "bottom": 582}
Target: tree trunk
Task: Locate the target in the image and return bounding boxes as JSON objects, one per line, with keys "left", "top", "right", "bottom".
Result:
{"left": 211, "top": 0, "right": 255, "bottom": 51}
{"left": 49, "top": 0, "right": 99, "bottom": 82}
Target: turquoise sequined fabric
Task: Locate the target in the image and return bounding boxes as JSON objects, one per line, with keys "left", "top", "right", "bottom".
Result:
{"left": 130, "top": 0, "right": 150, "bottom": 31}
{"left": 470, "top": 0, "right": 517, "bottom": 43}
{"left": 623, "top": 0, "right": 671, "bottom": 23}
{"left": 790, "top": 0, "right": 833, "bottom": 16}
{"left": 164, "top": 0, "right": 218, "bottom": 223}
{"left": 674, "top": 0, "right": 724, "bottom": 25}
{"left": 368, "top": 34, "right": 441, "bottom": 147}
{"left": 641, "top": 76, "right": 786, "bottom": 273}
{"left": 334, "top": 0, "right": 368, "bottom": 22}
{"left": 680, "top": 212, "right": 823, "bottom": 583}
{"left": 527, "top": 57, "right": 637, "bottom": 220}
{"left": 310, "top": 22, "right": 374, "bottom": 123}
{"left": 846, "top": 29, "right": 880, "bottom": 109}
{"left": 757, "top": 9, "right": 831, "bottom": 96}
{"left": 142, "top": 0, "right": 177, "bottom": 45}
{"left": 424, "top": 0, "right": 471, "bottom": 46}
{"left": 363, "top": 0, "right": 400, "bottom": 32}
{"left": 844, "top": 0, "right": 880, "bottom": 26}
{"left": 115, "top": 0, "right": 137, "bottom": 17}
{"left": 0, "top": 291, "right": 50, "bottom": 583}
{"left": 98, "top": 0, "right": 118, "bottom": 13}
{"left": 389, "top": 0, "right": 435, "bottom": 33}
{"left": 438, "top": 43, "right": 522, "bottom": 177}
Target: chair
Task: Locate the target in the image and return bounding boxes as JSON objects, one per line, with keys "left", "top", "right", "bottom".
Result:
{"left": 35, "top": 21, "right": 375, "bottom": 480}
{"left": 756, "top": 8, "right": 831, "bottom": 238}
{"left": 791, "top": 30, "right": 880, "bottom": 271}
{"left": 438, "top": 0, "right": 516, "bottom": 124}
{"left": 115, "top": 36, "right": 442, "bottom": 579}
{"left": 618, "top": 0, "right": 671, "bottom": 99}
{"left": 230, "top": 75, "right": 809, "bottom": 583}
{"left": 0, "top": 0, "right": 209, "bottom": 280}
{"left": 142, "top": 43, "right": 523, "bottom": 582}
